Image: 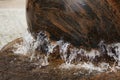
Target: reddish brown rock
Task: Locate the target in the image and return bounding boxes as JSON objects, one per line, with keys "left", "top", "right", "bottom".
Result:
{"left": 0, "top": 51, "right": 120, "bottom": 80}
{"left": 26, "top": 0, "right": 120, "bottom": 49}
{"left": 0, "top": 38, "right": 23, "bottom": 53}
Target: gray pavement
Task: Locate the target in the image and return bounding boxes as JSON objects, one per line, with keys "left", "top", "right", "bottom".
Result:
{"left": 0, "top": 0, "right": 27, "bottom": 49}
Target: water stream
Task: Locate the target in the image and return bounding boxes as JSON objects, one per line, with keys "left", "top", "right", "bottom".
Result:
{"left": 11, "top": 31, "right": 120, "bottom": 73}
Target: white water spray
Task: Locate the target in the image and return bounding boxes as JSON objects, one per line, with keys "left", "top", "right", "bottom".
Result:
{"left": 12, "top": 31, "right": 120, "bottom": 72}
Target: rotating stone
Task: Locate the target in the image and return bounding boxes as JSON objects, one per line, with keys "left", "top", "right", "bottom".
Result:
{"left": 26, "top": 0, "right": 120, "bottom": 49}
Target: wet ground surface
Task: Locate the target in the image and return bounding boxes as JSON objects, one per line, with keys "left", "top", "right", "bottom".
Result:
{"left": 0, "top": 51, "right": 120, "bottom": 80}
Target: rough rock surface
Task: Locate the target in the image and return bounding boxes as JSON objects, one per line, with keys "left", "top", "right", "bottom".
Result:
{"left": 27, "top": 0, "right": 120, "bottom": 49}
{"left": 0, "top": 51, "right": 120, "bottom": 80}
{"left": 0, "top": 38, "right": 120, "bottom": 80}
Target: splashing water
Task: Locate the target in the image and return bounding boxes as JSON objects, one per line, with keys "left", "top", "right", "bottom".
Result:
{"left": 13, "top": 31, "right": 35, "bottom": 55}
{"left": 13, "top": 31, "right": 120, "bottom": 72}
{"left": 13, "top": 31, "right": 50, "bottom": 66}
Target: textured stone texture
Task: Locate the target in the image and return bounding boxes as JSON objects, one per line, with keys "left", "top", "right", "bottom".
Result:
{"left": 0, "top": 51, "right": 120, "bottom": 80}
{"left": 27, "top": 0, "right": 120, "bottom": 49}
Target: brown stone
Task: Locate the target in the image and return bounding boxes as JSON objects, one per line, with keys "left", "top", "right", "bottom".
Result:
{"left": 26, "top": 0, "right": 120, "bottom": 49}
{"left": 0, "top": 51, "right": 120, "bottom": 80}
{"left": 0, "top": 38, "right": 23, "bottom": 53}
